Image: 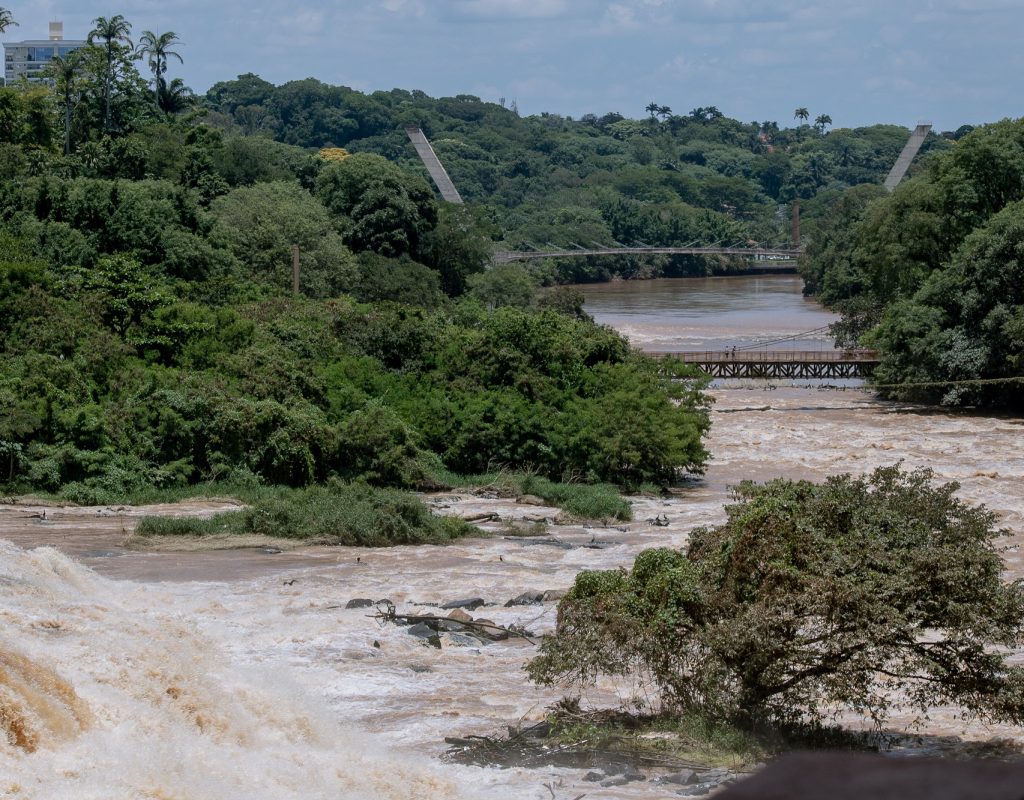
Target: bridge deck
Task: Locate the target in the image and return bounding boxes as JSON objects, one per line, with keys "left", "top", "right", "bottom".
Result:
{"left": 648, "top": 350, "right": 879, "bottom": 379}
{"left": 492, "top": 246, "right": 800, "bottom": 264}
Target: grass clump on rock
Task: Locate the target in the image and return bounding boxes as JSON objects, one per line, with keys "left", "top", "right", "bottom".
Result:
{"left": 515, "top": 475, "right": 631, "bottom": 521}
{"left": 136, "top": 481, "right": 472, "bottom": 546}
{"left": 428, "top": 466, "right": 633, "bottom": 521}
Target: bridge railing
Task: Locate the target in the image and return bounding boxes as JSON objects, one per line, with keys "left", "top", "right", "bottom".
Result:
{"left": 648, "top": 350, "right": 879, "bottom": 363}
{"left": 492, "top": 246, "right": 801, "bottom": 264}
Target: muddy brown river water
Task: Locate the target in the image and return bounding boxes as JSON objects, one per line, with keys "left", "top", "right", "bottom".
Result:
{"left": 2, "top": 276, "right": 1022, "bottom": 799}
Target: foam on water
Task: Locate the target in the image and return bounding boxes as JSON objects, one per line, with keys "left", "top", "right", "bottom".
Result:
{"left": 0, "top": 542, "right": 467, "bottom": 800}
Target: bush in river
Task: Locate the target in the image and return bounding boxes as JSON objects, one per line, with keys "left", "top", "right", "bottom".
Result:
{"left": 529, "top": 465, "right": 1024, "bottom": 728}
{"left": 136, "top": 481, "right": 472, "bottom": 546}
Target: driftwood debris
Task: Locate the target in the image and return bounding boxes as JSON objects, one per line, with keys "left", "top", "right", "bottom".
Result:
{"left": 373, "top": 602, "right": 537, "bottom": 645}
{"left": 460, "top": 511, "right": 501, "bottom": 523}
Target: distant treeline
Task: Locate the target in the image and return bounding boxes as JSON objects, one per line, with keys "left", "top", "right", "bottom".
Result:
{"left": 202, "top": 74, "right": 951, "bottom": 282}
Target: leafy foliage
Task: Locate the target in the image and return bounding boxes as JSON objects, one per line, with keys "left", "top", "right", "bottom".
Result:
{"left": 801, "top": 120, "right": 1024, "bottom": 408}
{"left": 529, "top": 466, "right": 1024, "bottom": 728}
{"left": 135, "top": 480, "right": 472, "bottom": 546}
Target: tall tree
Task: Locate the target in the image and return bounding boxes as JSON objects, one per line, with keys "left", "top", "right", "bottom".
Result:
{"left": 794, "top": 107, "right": 809, "bottom": 123}
{"left": 814, "top": 113, "right": 833, "bottom": 134}
{"left": 645, "top": 101, "right": 659, "bottom": 120}
{"left": 43, "top": 53, "right": 83, "bottom": 155}
{"left": 88, "top": 15, "right": 133, "bottom": 133}
{"left": 0, "top": 7, "right": 17, "bottom": 33}
{"left": 137, "top": 30, "right": 183, "bottom": 112}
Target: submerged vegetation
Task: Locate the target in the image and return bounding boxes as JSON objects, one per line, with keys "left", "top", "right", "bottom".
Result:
{"left": 135, "top": 481, "right": 472, "bottom": 546}
{"left": 431, "top": 469, "right": 634, "bottom": 521}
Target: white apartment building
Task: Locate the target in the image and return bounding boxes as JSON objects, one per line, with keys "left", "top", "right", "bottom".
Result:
{"left": 3, "top": 22, "right": 86, "bottom": 85}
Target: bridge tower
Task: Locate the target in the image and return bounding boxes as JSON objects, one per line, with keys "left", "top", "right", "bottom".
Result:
{"left": 405, "top": 127, "right": 464, "bottom": 204}
{"left": 884, "top": 123, "right": 932, "bottom": 192}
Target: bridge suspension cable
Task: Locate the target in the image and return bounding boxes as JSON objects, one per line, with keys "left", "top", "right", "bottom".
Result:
{"left": 733, "top": 325, "right": 833, "bottom": 351}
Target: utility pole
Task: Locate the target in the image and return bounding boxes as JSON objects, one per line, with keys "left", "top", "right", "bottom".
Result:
{"left": 291, "top": 245, "right": 300, "bottom": 294}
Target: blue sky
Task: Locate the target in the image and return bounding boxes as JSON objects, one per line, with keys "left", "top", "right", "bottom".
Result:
{"left": 8, "top": 1, "right": 1022, "bottom": 130}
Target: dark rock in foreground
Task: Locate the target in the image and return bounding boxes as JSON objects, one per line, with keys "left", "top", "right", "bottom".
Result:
{"left": 716, "top": 753, "right": 1024, "bottom": 800}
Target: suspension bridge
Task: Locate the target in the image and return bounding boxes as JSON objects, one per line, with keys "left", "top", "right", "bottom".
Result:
{"left": 644, "top": 326, "right": 879, "bottom": 379}
{"left": 650, "top": 349, "right": 879, "bottom": 379}
{"left": 491, "top": 244, "right": 800, "bottom": 267}
{"left": 405, "top": 122, "right": 932, "bottom": 270}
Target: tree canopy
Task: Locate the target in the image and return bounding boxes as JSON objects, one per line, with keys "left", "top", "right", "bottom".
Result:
{"left": 800, "top": 119, "right": 1024, "bottom": 408}
{"left": 529, "top": 466, "right": 1024, "bottom": 728}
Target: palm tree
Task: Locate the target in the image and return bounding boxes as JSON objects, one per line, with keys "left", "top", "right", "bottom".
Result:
{"left": 646, "top": 101, "right": 659, "bottom": 120}
{"left": 43, "top": 53, "right": 83, "bottom": 155}
{"left": 657, "top": 105, "right": 672, "bottom": 121}
{"left": 159, "top": 77, "right": 194, "bottom": 115}
{"left": 137, "top": 30, "right": 183, "bottom": 112}
{"left": 814, "top": 113, "right": 833, "bottom": 135}
{"left": 794, "top": 107, "right": 809, "bottom": 124}
{"left": 0, "top": 7, "right": 18, "bottom": 34}
{"left": 88, "top": 15, "right": 133, "bottom": 133}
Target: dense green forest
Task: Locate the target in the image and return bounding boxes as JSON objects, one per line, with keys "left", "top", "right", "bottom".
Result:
{"left": 1, "top": 5, "right": 1011, "bottom": 516}
{"left": 0, "top": 13, "right": 715, "bottom": 511}
{"left": 800, "top": 119, "right": 1024, "bottom": 410}
{"left": 201, "top": 74, "right": 952, "bottom": 283}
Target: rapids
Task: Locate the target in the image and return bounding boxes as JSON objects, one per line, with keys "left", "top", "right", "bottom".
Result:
{"left": 2, "top": 275, "right": 1022, "bottom": 798}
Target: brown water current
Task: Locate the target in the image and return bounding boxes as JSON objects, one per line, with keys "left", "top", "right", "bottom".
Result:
{"left": 1, "top": 275, "right": 1022, "bottom": 798}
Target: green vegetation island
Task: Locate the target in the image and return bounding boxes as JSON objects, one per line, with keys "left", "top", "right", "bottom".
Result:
{"left": 2, "top": 7, "right": 1024, "bottom": 771}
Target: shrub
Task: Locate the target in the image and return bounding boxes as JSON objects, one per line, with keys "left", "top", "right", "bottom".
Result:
{"left": 517, "top": 474, "right": 631, "bottom": 521}
{"left": 529, "top": 465, "right": 1024, "bottom": 728}
{"left": 136, "top": 481, "right": 472, "bottom": 546}
{"left": 336, "top": 402, "right": 428, "bottom": 487}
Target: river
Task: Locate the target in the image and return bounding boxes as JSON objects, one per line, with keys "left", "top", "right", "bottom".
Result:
{"left": 2, "top": 276, "right": 1022, "bottom": 799}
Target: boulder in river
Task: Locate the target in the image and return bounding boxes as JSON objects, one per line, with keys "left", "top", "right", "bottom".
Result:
{"left": 471, "top": 619, "right": 509, "bottom": 641}
{"left": 447, "top": 608, "right": 473, "bottom": 622}
{"left": 405, "top": 622, "right": 442, "bottom": 647}
{"left": 441, "top": 597, "right": 485, "bottom": 611}
{"left": 505, "top": 590, "right": 544, "bottom": 607}
{"left": 439, "top": 632, "right": 485, "bottom": 649}
{"left": 345, "top": 598, "right": 375, "bottom": 609}
{"left": 660, "top": 770, "right": 697, "bottom": 785}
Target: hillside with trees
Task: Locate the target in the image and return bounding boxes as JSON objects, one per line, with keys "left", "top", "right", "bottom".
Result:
{"left": 202, "top": 75, "right": 950, "bottom": 283}
{"left": 0, "top": 5, "right": 994, "bottom": 516}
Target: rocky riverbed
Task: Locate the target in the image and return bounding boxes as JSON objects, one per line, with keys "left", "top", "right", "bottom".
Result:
{"left": 3, "top": 383, "right": 1024, "bottom": 798}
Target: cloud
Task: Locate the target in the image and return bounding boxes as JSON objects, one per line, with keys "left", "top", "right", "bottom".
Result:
{"left": 379, "top": 0, "right": 427, "bottom": 15}
{"left": 452, "top": 0, "right": 573, "bottom": 19}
